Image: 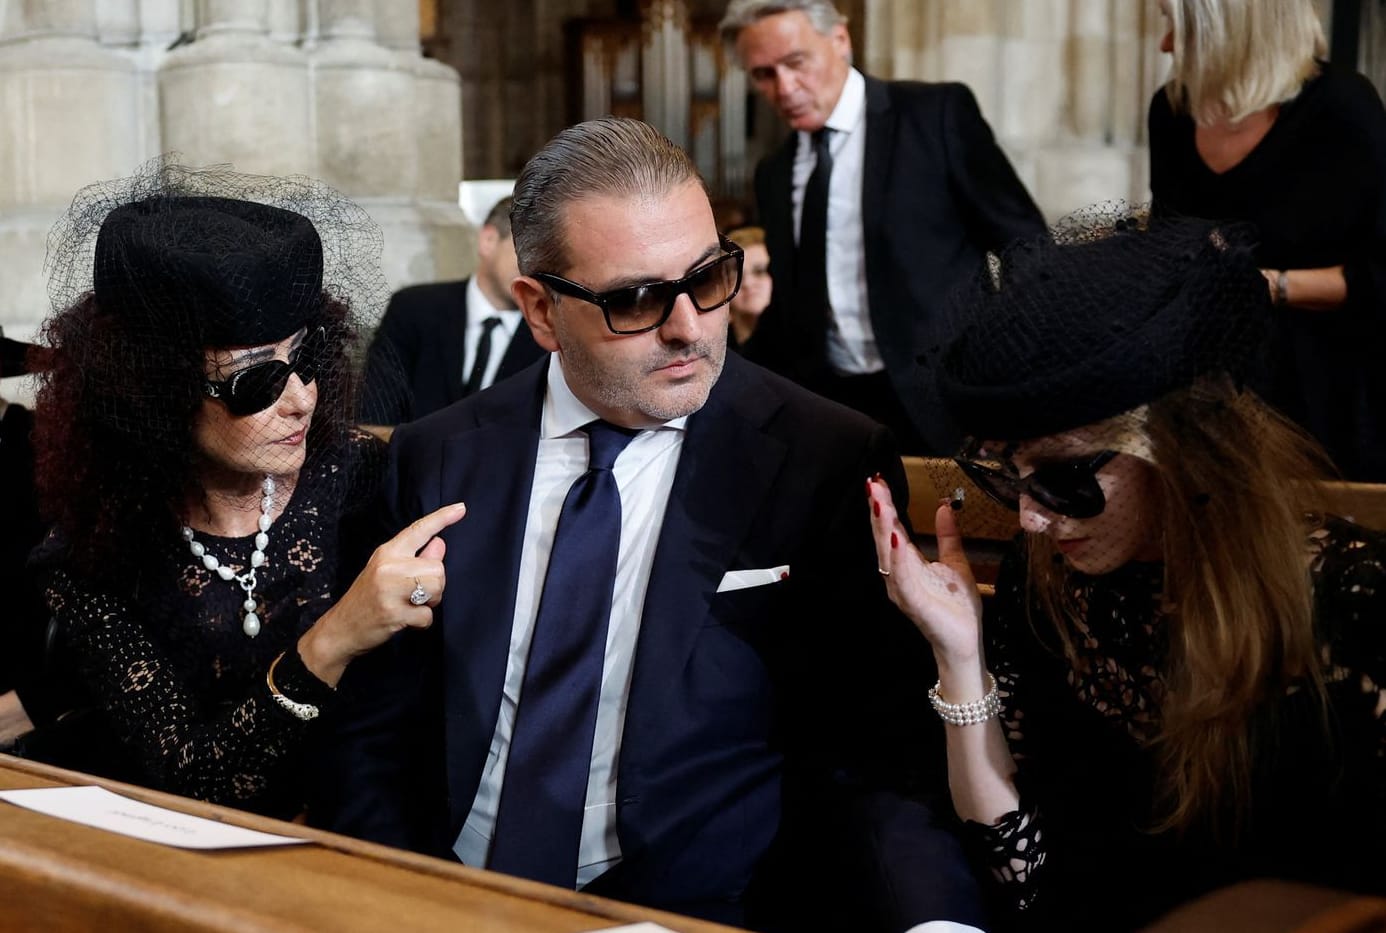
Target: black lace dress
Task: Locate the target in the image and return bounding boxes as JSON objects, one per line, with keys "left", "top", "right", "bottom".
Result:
{"left": 967, "top": 518, "right": 1386, "bottom": 931}
{"left": 31, "top": 431, "right": 386, "bottom": 819}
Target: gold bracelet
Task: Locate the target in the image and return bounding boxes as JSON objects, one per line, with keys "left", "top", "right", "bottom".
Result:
{"left": 266, "top": 651, "right": 320, "bottom": 721}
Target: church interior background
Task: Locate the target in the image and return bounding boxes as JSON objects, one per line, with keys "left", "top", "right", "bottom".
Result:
{"left": 0, "top": 0, "right": 1372, "bottom": 406}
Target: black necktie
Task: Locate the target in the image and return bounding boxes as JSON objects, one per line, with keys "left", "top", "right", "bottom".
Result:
{"left": 796, "top": 127, "right": 834, "bottom": 325}
{"left": 487, "top": 420, "right": 637, "bottom": 888}
{"left": 462, "top": 316, "right": 503, "bottom": 397}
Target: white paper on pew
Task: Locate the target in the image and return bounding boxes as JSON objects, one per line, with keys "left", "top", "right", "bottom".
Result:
{"left": 0, "top": 785, "right": 310, "bottom": 850}
{"left": 586, "top": 925, "right": 678, "bottom": 933}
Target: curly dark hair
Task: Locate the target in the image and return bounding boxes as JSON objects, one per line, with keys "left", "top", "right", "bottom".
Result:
{"left": 32, "top": 159, "right": 387, "bottom": 585}
{"left": 33, "top": 292, "right": 360, "bottom": 584}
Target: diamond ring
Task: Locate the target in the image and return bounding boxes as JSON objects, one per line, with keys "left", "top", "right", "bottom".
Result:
{"left": 409, "top": 579, "right": 430, "bottom": 606}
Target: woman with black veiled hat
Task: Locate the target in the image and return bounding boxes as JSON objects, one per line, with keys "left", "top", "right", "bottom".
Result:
{"left": 26, "top": 162, "right": 463, "bottom": 817}
{"left": 866, "top": 212, "right": 1386, "bottom": 930}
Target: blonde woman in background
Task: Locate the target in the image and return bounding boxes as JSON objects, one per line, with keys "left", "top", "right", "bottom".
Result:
{"left": 1148, "top": 0, "right": 1386, "bottom": 481}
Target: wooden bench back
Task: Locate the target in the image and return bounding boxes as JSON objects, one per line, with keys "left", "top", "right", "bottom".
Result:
{"left": 1321, "top": 481, "right": 1386, "bottom": 531}
{"left": 901, "top": 456, "right": 1020, "bottom": 540}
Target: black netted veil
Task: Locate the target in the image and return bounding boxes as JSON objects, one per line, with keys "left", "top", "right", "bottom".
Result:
{"left": 47, "top": 158, "right": 386, "bottom": 327}
{"left": 35, "top": 157, "right": 389, "bottom": 582}
{"left": 932, "top": 205, "right": 1273, "bottom": 442}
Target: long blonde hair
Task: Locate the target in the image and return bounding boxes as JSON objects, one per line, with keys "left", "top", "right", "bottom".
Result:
{"left": 1028, "top": 377, "right": 1334, "bottom": 837}
{"left": 1164, "top": 0, "right": 1325, "bottom": 124}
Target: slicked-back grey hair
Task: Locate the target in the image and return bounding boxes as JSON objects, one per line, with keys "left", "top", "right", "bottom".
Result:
{"left": 510, "top": 117, "right": 706, "bottom": 276}
{"left": 718, "top": 0, "right": 847, "bottom": 45}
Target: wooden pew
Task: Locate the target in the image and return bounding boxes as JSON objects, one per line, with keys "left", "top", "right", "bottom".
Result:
{"left": 1321, "top": 481, "right": 1386, "bottom": 531}
{"left": 901, "top": 457, "right": 1018, "bottom": 594}
{"left": 0, "top": 754, "right": 743, "bottom": 933}
{"left": 900, "top": 456, "right": 1020, "bottom": 541}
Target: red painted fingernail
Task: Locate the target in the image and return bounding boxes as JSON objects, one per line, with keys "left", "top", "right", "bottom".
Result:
{"left": 873, "top": 501, "right": 881, "bottom": 517}
{"left": 891, "top": 532, "right": 899, "bottom": 549}
{"left": 780, "top": 571, "right": 789, "bottom": 580}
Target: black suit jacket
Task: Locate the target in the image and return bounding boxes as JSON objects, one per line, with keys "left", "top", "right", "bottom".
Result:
{"left": 317, "top": 354, "right": 984, "bottom": 930}
{"left": 359, "top": 279, "right": 544, "bottom": 425}
{"left": 752, "top": 75, "right": 1047, "bottom": 453}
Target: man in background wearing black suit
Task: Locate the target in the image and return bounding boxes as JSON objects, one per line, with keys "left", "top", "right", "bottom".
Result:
{"left": 721, "top": 0, "right": 1047, "bottom": 454}
{"left": 360, "top": 196, "right": 544, "bottom": 434}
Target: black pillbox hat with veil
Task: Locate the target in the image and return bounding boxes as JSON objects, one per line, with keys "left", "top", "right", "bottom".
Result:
{"left": 93, "top": 196, "right": 324, "bottom": 348}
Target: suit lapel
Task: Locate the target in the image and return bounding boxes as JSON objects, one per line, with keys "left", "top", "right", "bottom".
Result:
{"left": 765, "top": 134, "right": 799, "bottom": 289}
{"left": 619, "top": 357, "right": 788, "bottom": 803}
{"left": 861, "top": 76, "right": 896, "bottom": 255}
{"left": 443, "top": 281, "right": 471, "bottom": 405}
{"left": 437, "top": 359, "right": 546, "bottom": 827}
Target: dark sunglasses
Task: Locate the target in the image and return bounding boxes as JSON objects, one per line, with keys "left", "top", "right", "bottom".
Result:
{"left": 533, "top": 236, "right": 744, "bottom": 335}
{"left": 954, "top": 450, "right": 1119, "bottom": 519}
{"left": 202, "top": 326, "right": 327, "bottom": 417}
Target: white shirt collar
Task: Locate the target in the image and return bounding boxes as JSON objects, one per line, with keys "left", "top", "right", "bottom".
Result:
{"left": 807, "top": 67, "right": 865, "bottom": 142}
{"left": 466, "top": 276, "right": 523, "bottom": 334}
{"left": 543, "top": 355, "right": 690, "bottom": 439}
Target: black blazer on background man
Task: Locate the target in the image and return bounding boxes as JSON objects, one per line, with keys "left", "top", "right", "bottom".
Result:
{"left": 318, "top": 353, "right": 985, "bottom": 931}
{"left": 752, "top": 75, "right": 1047, "bottom": 453}
{"left": 359, "top": 279, "right": 544, "bottom": 425}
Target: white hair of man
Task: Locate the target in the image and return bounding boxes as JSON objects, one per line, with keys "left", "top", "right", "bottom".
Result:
{"left": 718, "top": 0, "right": 847, "bottom": 47}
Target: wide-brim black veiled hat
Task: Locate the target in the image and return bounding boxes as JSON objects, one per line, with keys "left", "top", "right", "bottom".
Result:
{"left": 934, "top": 207, "right": 1273, "bottom": 441}
{"left": 45, "top": 157, "right": 387, "bottom": 349}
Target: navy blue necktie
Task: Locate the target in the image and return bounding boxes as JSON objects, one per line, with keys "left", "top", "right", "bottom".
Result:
{"left": 487, "top": 420, "right": 637, "bottom": 887}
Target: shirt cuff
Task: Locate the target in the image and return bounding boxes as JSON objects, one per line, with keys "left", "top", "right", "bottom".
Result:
{"left": 904, "top": 923, "right": 988, "bottom": 933}
{"left": 271, "top": 648, "right": 337, "bottom": 709}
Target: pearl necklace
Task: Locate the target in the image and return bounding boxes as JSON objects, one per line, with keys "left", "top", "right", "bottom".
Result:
{"left": 181, "top": 475, "right": 276, "bottom": 638}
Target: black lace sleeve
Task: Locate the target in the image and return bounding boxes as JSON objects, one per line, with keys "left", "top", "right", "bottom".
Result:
{"left": 1311, "top": 518, "right": 1386, "bottom": 744}
{"left": 44, "top": 565, "right": 334, "bottom": 808}
{"left": 959, "top": 542, "right": 1049, "bottom": 915}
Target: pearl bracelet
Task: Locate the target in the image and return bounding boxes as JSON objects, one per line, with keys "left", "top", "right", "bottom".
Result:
{"left": 266, "top": 651, "right": 320, "bottom": 721}
{"left": 928, "top": 672, "right": 1001, "bottom": 726}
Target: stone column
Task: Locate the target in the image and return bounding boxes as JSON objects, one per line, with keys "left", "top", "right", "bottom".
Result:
{"left": 0, "top": 0, "right": 142, "bottom": 398}
{"left": 159, "top": 1, "right": 313, "bottom": 174}
{"left": 863, "top": 0, "right": 1166, "bottom": 219}
{"left": 313, "top": 0, "right": 469, "bottom": 292}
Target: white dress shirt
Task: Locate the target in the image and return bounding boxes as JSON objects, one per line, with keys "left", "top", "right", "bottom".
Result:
{"left": 461, "top": 277, "right": 525, "bottom": 392}
{"left": 454, "top": 354, "right": 687, "bottom": 886}
{"left": 790, "top": 68, "right": 881, "bottom": 376}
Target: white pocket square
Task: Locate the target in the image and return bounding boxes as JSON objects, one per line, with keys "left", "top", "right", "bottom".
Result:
{"left": 716, "top": 566, "right": 790, "bottom": 593}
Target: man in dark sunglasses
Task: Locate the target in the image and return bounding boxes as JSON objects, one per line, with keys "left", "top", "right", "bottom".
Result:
{"left": 323, "top": 116, "right": 983, "bottom": 932}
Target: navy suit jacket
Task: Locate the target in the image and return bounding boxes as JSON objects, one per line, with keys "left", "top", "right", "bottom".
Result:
{"left": 751, "top": 76, "right": 1047, "bottom": 454}
{"left": 359, "top": 279, "right": 545, "bottom": 425}
{"left": 318, "top": 353, "right": 984, "bottom": 929}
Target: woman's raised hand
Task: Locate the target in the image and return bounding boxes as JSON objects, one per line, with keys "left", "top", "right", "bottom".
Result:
{"left": 299, "top": 502, "right": 466, "bottom": 687}
{"left": 868, "top": 477, "right": 984, "bottom": 666}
